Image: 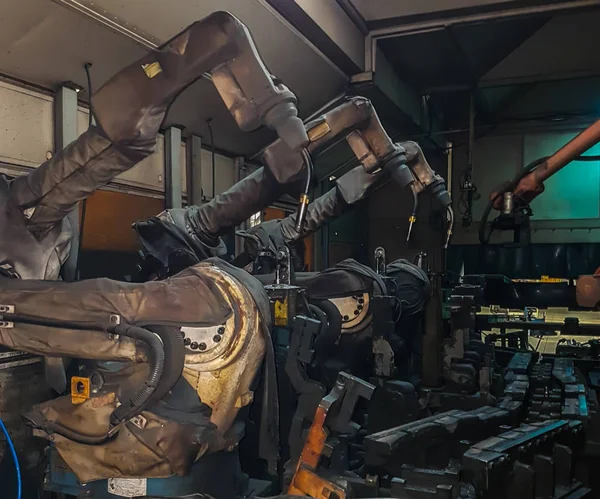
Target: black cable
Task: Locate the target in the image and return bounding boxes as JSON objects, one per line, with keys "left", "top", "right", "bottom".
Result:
{"left": 478, "top": 156, "right": 549, "bottom": 245}
{"left": 294, "top": 149, "right": 314, "bottom": 233}
{"left": 84, "top": 63, "right": 93, "bottom": 127}
{"left": 207, "top": 119, "right": 215, "bottom": 199}
{"left": 406, "top": 185, "right": 418, "bottom": 242}
{"left": 75, "top": 62, "right": 93, "bottom": 280}
{"left": 2, "top": 313, "right": 166, "bottom": 444}
{"left": 574, "top": 154, "right": 600, "bottom": 161}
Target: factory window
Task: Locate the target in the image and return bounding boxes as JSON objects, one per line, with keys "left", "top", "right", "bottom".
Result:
{"left": 249, "top": 211, "right": 262, "bottom": 228}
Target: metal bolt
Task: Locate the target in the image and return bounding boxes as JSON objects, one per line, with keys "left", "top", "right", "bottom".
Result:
{"left": 354, "top": 310, "right": 360, "bottom": 316}
{"left": 184, "top": 338, "right": 191, "bottom": 346}
{"left": 213, "top": 335, "right": 221, "bottom": 343}
{"left": 343, "top": 315, "right": 349, "bottom": 321}
{"left": 357, "top": 304, "right": 364, "bottom": 311}
{"left": 190, "top": 342, "right": 198, "bottom": 350}
{"left": 181, "top": 330, "right": 186, "bottom": 338}
{"left": 199, "top": 342, "right": 207, "bottom": 351}
{"left": 358, "top": 298, "right": 364, "bottom": 304}
{"left": 365, "top": 474, "right": 378, "bottom": 486}
{"left": 218, "top": 326, "right": 225, "bottom": 334}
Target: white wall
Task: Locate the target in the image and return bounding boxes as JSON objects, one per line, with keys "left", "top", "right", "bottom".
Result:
{"left": 0, "top": 80, "right": 53, "bottom": 169}
{"left": 0, "top": 79, "right": 237, "bottom": 200}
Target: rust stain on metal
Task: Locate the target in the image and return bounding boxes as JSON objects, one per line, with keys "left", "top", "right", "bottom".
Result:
{"left": 90, "top": 392, "right": 116, "bottom": 408}
{"left": 288, "top": 384, "right": 346, "bottom": 499}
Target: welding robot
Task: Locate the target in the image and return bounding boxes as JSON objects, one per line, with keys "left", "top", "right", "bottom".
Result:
{"left": 0, "top": 11, "right": 315, "bottom": 499}
{"left": 233, "top": 98, "right": 449, "bottom": 384}
{"left": 132, "top": 95, "right": 449, "bottom": 395}
{"left": 476, "top": 119, "right": 600, "bottom": 310}
{"left": 226, "top": 99, "right": 451, "bottom": 469}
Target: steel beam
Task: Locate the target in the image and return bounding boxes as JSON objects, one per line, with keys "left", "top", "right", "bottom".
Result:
{"left": 263, "top": 0, "right": 365, "bottom": 73}
{"left": 365, "top": 0, "right": 600, "bottom": 72}
{"left": 55, "top": 85, "right": 80, "bottom": 281}
{"left": 165, "top": 127, "right": 182, "bottom": 209}
{"left": 186, "top": 134, "right": 203, "bottom": 206}
{"left": 351, "top": 49, "right": 447, "bottom": 149}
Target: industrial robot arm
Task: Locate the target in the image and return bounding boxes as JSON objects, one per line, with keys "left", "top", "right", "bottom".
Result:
{"left": 264, "top": 97, "right": 453, "bottom": 245}
{"left": 480, "top": 119, "right": 600, "bottom": 244}
{"left": 0, "top": 11, "right": 310, "bottom": 480}
{"left": 4, "top": 11, "right": 307, "bottom": 281}
{"left": 236, "top": 99, "right": 454, "bottom": 273}
{"left": 234, "top": 164, "right": 381, "bottom": 274}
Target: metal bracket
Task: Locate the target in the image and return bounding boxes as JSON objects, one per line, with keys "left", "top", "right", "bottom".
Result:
{"left": 288, "top": 372, "right": 375, "bottom": 498}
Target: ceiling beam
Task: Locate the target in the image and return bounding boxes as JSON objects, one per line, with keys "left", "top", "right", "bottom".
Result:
{"left": 365, "top": 0, "right": 600, "bottom": 72}
{"left": 263, "top": 0, "right": 365, "bottom": 74}
{"left": 351, "top": 48, "right": 447, "bottom": 150}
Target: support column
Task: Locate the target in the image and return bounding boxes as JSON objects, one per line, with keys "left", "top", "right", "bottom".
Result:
{"left": 55, "top": 85, "right": 80, "bottom": 282}
{"left": 186, "top": 134, "right": 203, "bottom": 206}
{"left": 234, "top": 156, "right": 248, "bottom": 256}
{"left": 165, "top": 126, "right": 182, "bottom": 209}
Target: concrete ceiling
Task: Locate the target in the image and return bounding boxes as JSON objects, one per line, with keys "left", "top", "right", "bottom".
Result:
{"left": 0, "top": 0, "right": 348, "bottom": 156}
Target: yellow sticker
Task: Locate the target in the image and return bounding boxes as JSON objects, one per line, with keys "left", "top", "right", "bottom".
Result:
{"left": 274, "top": 297, "right": 289, "bottom": 326}
{"left": 141, "top": 62, "right": 163, "bottom": 79}
{"left": 71, "top": 376, "right": 91, "bottom": 405}
{"left": 307, "top": 121, "right": 331, "bottom": 142}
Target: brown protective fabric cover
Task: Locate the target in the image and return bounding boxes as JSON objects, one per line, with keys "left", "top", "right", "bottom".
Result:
{"left": 255, "top": 259, "right": 385, "bottom": 299}
{"left": 0, "top": 264, "right": 232, "bottom": 359}
{"left": 0, "top": 127, "right": 137, "bottom": 280}
{"left": 0, "top": 176, "right": 70, "bottom": 281}
{"left": 10, "top": 127, "right": 135, "bottom": 240}
{"left": 34, "top": 392, "right": 208, "bottom": 481}
{"left": 5, "top": 260, "right": 272, "bottom": 482}
{"left": 190, "top": 166, "right": 302, "bottom": 242}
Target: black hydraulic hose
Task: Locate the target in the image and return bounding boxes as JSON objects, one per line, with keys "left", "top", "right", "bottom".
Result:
{"left": 31, "top": 420, "right": 114, "bottom": 446}
{"left": 310, "top": 299, "right": 342, "bottom": 354}
{"left": 75, "top": 62, "right": 94, "bottom": 281}
{"left": 109, "top": 323, "right": 165, "bottom": 425}
{"left": 1, "top": 313, "right": 166, "bottom": 444}
{"left": 575, "top": 154, "right": 600, "bottom": 161}
{"left": 294, "top": 149, "right": 314, "bottom": 233}
{"left": 407, "top": 184, "right": 418, "bottom": 242}
{"left": 143, "top": 325, "right": 185, "bottom": 408}
{"left": 445, "top": 205, "right": 454, "bottom": 249}
{"left": 208, "top": 118, "right": 216, "bottom": 199}
{"left": 85, "top": 63, "right": 94, "bottom": 127}
{"left": 0, "top": 313, "right": 107, "bottom": 332}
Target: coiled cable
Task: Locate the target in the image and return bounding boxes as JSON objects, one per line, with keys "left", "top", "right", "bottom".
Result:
{"left": 0, "top": 417, "right": 21, "bottom": 499}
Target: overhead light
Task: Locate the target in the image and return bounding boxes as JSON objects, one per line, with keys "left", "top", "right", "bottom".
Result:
{"left": 329, "top": 175, "right": 336, "bottom": 181}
